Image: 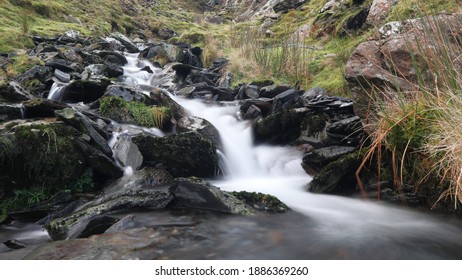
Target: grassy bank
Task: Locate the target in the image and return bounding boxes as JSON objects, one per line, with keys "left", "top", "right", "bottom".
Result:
{"left": 361, "top": 14, "right": 462, "bottom": 209}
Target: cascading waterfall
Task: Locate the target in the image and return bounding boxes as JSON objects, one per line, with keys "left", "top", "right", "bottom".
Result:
{"left": 120, "top": 53, "right": 462, "bottom": 258}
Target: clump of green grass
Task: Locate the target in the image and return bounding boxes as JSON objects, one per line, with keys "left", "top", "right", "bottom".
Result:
{"left": 4, "top": 53, "right": 44, "bottom": 79}
{"left": 100, "top": 96, "right": 171, "bottom": 129}
{"left": 387, "top": 0, "right": 459, "bottom": 22}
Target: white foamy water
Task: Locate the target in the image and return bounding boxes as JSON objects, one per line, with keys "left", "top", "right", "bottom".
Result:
{"left": 47, "top": 82, "right": 65, "bottom": 101}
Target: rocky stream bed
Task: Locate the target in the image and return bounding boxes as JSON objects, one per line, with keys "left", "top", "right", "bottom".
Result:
{"left": 1, "top": 31, "right": 462, "bottom": 259}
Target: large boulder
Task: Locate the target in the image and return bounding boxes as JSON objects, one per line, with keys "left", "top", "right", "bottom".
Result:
{"left": 302, "top": 146, "right": 356, "bottom": 173}
{"left": 45, "top": 187, "right": 173, "bottom": 240}
{"left": 176, "top": 116, "right": 222, "bottom": 149}
{"left": 0, "top": 121, "right": 87, "bottom": 196}
{"left": 132, "top": 131, "right": 220, "bottom": 178}
{"left": 45, "top": 167, "right": 174, "bottom": 240}
{"left": 252, "top": 107, "right": 311, "bottom": 145}
{"left": 307, "top": 150, "right": 364, "bottom": 194}
{"left": 58, "top": 80, "right": 110, "bottom": 103}
{"left": 345, "top": 14, "right": 462, "bottom": 123}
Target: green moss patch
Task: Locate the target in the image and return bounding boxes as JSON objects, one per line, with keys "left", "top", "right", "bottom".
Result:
{"left": 99, "top": 96, "right": 172, "bottom": 129}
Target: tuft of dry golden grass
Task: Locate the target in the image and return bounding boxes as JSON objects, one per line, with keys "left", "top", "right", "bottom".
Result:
{"left": 359, "top": 14, "right": 462, "bottom": 209}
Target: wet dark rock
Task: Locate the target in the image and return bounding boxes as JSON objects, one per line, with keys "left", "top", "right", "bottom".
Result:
{"left": 6, "top": 189, "right": 80, "bottom": 223}
{"left": 54, "top": 69, "right": 71, "bottom": 83}
{"left": 67, "top": 215, "right": 119, "bottom": 239}
{"left": 0, "top": 82, "right": 36, "bottom": 101}
{"left": 240, "top": 98, "right": 273, "bottom": 118}
{"left": 110, "top": 33, "right": 139, "bottom": 53}
{"left": 0, "top": 121, "right": 87, "bottom": 194}
{"left": 243, "top": 104, "right": 262, "bottom": 120}
{"left": 44, "top": 167, "right": 174, "bottom": 241}
{"left": 140, "top": 65, "right": 153, "bottom": 73}
{"left": 104, "top": 84, "right": 149, "bottom": 104}
{"left": 56, "top": 108, "right": 113, "bottom": 156}
{"left": 45, "top": 185, "right": 173, "bottom": 240}
{"left": 307, "top": 150, "right": 363, "bottom": 194}
{"left": 102, "top": 167, "right": 174, "bottom": 195}
{"left": 302, "top": 146, "right": 356, "bottom": 173}
{"left": 231, "top": 191, "right": 289, "bottom": 213}
{"left": 169, "top": 177, "right": 253, "bottom": 214}
{"left": 16, "top": 65, "right": 54, "bottom": 84}
{"left": 176, "top": 85, "right": 196, "bottom": 98}
{"left": 253, "top": 107, "right": 310, "bottom": 145}
{"left": 132, "top": 131, "right": 220, "bottom": 178}
{"left": 3, "top": 240, "right": 26, "bottom": 250}
{"left": 75, "top": 138, "right": 124, "bottom": 180}
{"left": 177, "top": 47, "right": 203, "bottom": 68}
{"left": 327, "top": 116, "right": 362, "bottom": 145}
{"left": 45, "top": 59, "right": 75, "bottom": 73}
{"left": 15, "top": 66, "right": 52, "bottom": 95}
{"left": 260, "top": 84, "right": 292, "bottom": 98}
{"left": 112, "top": 135, "right": 143, "bottom": 170}
{"left": 213, "top": 87, "right": 235, "bottom": 101}
{"left": 302, "top": 87, "right": 328, "bottom": 99}
{"left": 271, "top": 88, "right": 300, "bottom": 113}
{"left": 344, "top": 6, "right": 370, "bottom": 32}
{"left": 22, "top": 98, "right": 66, "bottom": 118}
{"left": 0, "top": 104, "right": 24, "bottom": 121}
{"left": 297, "top": 112, "right": 329, "bottom": 148}
{"left": 59, "top": 79, "right": 110, "bottom": 103}
{"left": 237, "top": 84, "right": 259, "bottom": 99}
{"left": 97, "top": 51, "right": 128, "bottom": 66}
{"left": 176, "top": 116, "right": 222, "bottom": 150}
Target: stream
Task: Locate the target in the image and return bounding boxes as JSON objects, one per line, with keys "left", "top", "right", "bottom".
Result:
{"left": 121, "top": 54, "right": 462, "bottom": 259}
{"left": 2, "top": 53, "right": 462, "bottom": 259}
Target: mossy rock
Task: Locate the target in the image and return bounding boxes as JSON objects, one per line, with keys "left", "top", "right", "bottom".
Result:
{"left": 307, "top": 149, "right": 364, "bottom": 194}
{"left": 252, "top": 107, "right": 311, "bottom": 145}
{"left": 0, "top": 121, "right": 87, "bottom": 197}
{"left": 132, "top": 131, "right": 220, "bottom": 178}
{"left": 231, "top": 191, "right": 289, "bottom": 213}
{"left": 99, "top": 96, "right": 173, "bottom": 130}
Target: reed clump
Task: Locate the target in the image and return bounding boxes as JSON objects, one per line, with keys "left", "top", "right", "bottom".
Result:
{"left": 359, "top": 14, "right": 462, "bottom": 209}
{"left": 227, "top": 24, "right": 311, "bottom": 87}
